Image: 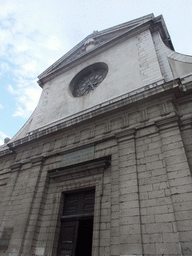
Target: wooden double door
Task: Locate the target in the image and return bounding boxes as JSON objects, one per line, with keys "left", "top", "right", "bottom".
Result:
{"left": 57, "top": 189, "right": 95, "bottom": 256}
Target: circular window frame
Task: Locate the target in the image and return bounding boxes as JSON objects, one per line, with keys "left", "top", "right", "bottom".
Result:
{"left": 69, "top": 62, "right": 108, "bottom": 97}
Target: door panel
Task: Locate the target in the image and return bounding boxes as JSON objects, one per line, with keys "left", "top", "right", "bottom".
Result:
{"left": 64, "top": 194, "right": 78, "bottom": 215}
{"left": 57, "top": 189, "right": 95, "bottom": 256}
{"left": 63, "top": 190, "right": 95, "bottom": 216}
{"left": 82, "top": 190, "right": 95, "bottom": 213}
{"left": 57, "top": 220, "right": 79, "bottom": 256}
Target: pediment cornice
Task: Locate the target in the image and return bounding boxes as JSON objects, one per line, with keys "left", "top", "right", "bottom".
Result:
{"left": 37, "top": 14, "right": 173, "bottom": 87}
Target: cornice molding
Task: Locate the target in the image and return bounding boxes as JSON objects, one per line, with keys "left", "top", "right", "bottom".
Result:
{"left": 0, "top": 148, "right": 12, "bottom": 157}
{"left": 1, "top": 79, "right": 181, "bottom": 153}
{"left": 48, "top": 157, "right": 110, "bottom": 182}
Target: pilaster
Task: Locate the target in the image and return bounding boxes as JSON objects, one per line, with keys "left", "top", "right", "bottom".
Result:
{"left": 6, "top": 157, "right": 45, "bottom": 256}
{"left": 21, "top": 157, "right": 47, "bottom": 255}
{"left": 156, "top": 116, "right": 192, "bottom": 255}
{"left": 136, "top": 122, "right": 182, "bottom": 255}
{"left": 0, "top": 163, "right": 20, "bottom": 254}
{"left": 0, "top": 164, "right": 20, "bottom": 234}
{"left": 180, "top": 117, "right": 192, "bottom": 171}
{"left": 110, "top": 149, "right": 120, "bottom": 256}
{"left": 116, "top": 129, "right": 143, "bottom": 256}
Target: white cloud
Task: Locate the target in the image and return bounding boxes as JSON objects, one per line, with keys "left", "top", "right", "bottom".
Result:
{"left": 45, "top": 35, "right": 61, "bottom": 51}
{"left": 0, "top": 130, "right": 8, "bottom": 146}
{"left": 7, "top": 81, "right": 41, "bottom": 118}
{"left": 0, "top": 131, "right": 7, "bottom": 138}
{"left": 13, "top": 87, "right": 41, "bottom": 118}
{"left": 0, "top": 0, "right": 77, "bottom": 122}
{"left": 0, "top": 5, "right": 58, "bottom": 119}
{"left": 0, "top": 62, "right": 10, "bottom": 73}
{"left": 7, "top": 84, "right": 17, "bottom": 94}
{"left": 22, "top": 62, "right": 37, "bottom": 72}
{"left": 0, "top": 0, "right": 80, "bottom": 122}
{"left": 12, "top": 106, "right": 26, "bottom": 118}
{"left": 0, "top": 104, "right": 3, "bottom": 109}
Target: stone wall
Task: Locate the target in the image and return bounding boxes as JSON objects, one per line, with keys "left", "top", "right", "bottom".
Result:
{"left": 0, "top": 87, "right": 192, "bottom": 255}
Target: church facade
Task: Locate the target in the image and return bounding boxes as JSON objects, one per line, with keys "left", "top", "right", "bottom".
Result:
{"left": 1, "top": 14, "right": 192, "bottom": 256}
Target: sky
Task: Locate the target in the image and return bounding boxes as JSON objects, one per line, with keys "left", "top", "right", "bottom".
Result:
{"left": 0, "top": 0, "right": 192, "bottom": 145}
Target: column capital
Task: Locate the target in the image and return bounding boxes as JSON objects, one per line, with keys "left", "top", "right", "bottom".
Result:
{"left": 180, "top": 117, "right": 192, "bottom": 130}
{"left": 31, "top": 156, "right": 45, "bottom": 166}
{"left": 11, "top": 163, "right": 21, "bottom": 172}
{"left": 115, "top": 128, "right": 136, "bottom": 142}
{"left": 156, "top": 116, "right": 179, "bottom": 131}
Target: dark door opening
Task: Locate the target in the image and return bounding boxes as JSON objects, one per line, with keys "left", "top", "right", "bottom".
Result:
{"left": 75, "top": 218, "right": 93, "bottom": 256}
{"left": 57, "top": 189, "right": 95, "bottom": 256}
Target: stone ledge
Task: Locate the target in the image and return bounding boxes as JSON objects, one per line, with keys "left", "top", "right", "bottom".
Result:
{"left": 48, "top": 157, "right": 110, "bottom": 182}
{"left": 3, "top": 79, "right": 181, "bottom": 153}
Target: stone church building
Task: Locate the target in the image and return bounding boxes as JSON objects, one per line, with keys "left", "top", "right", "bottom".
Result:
{"left": 1, "top": 13, "right": 192, "bottom": 256}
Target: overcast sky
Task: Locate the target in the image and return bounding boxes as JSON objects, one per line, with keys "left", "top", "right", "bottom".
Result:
{"left": 0, "top": 0, "right": 192, "bottom": 145}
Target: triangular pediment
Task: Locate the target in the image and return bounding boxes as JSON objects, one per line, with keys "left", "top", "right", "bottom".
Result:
{"left": 38, "top": 14, "right": 157, "bottom": 84}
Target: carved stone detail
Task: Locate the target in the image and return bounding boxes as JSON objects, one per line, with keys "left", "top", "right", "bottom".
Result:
{"left": 74, "top": 132, "right": 80, "bottom": 144}
{"left": 104, "top": 122, "right": 111, "bottom": 134}
{"left": 122, "top": 114, "right": 129, "bottom": 128}
{"left": 88, "top": 127, "right": 95, "bottom": 139}
{"left": 140, "top": 109, "right": 149, "bottom": 122}
{"left": 84, "top": 38, "right": 96, "bottom": 52}
{"left": 160, "top": 102, "right": 170, "bottom": 116}
{"left": 48, "top": 140, "right": 55, "bottom": 151}
{"left": 61, "top": 137, "right": 67, "bottom": 147}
